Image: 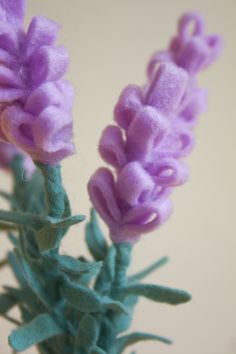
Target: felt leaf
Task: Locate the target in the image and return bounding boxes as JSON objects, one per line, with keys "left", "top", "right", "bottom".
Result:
{"left": 128, "top": 256, "right": 169, "bottom": 283}
{"left": 4, "top": 286, "right": 45, "bottom": 313}
{"left": 36, "top": 215, "right": 86, "bottom": 252}
{"left": 7, "top": 251, "right": 27, "bottom": 287}
{"left": 16, "top": 250, "right": 51, "bottom": 308}
{"left": 112, "top": 295, "right": 138, "bottom": 334}
{"left": 92, "top": 347, "right": 107, "bottom": 354}
{"left": 95, "top": 246, "right": 116, "bottom": 294}
{"left": 102, "top": 297, "right": 129, "bottom": 314}
{"left": 122, "top": 284, "right": 191, "bottom": 305}
{"left": 0, "top": 222, "right": 16, "bottom": 232}
{"left": 74, "top": 314, "right": 99, "bottom": 353}
{"left": 62, "top": 280, "right": 102, "bottom": 312}
{"left": 0, "top": 293, "right": 17, "bottom": 314}
{"left": 9, "top": 313, "right": 63, "bottom": 352}
{"left": 47, "top": 254, "right": 102, "bottom": 276}
{"left": 0, "top": 209, "right": 48, "bottom": 229}
{"left": 7, "top": 233, "right": 19, "bottom": 247}
{"left": 86, "top": 209, "right": 108, "bottom": 261}
{"left": 116, "top": 332, "right": 172, "bottom": 353}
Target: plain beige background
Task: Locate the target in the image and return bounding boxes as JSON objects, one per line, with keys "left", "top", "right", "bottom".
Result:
{"left": 0, "top": 0, "right": 235, "bottom": 353}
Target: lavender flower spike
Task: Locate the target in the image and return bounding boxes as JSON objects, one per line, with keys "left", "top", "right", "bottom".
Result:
{"left": 0, "top": 0, "right": 75, "bottom": 164}
{"left": 88, "top": 12, "right": 222, "bottom": 244}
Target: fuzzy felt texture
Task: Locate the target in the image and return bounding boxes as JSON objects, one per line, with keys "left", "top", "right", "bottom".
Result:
{"left": 0, "top": 0, "right": 75, "bottom": 164}
{"left": 88, "top": 12, "right": 222, "bottom": 244}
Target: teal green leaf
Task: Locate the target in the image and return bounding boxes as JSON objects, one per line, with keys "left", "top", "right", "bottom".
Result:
{"left": 7, "top": 252, "right": 27, "bottom": 287}
{"left": 62, "top": 280, "right": 102, "bottom": 312}
{"left": 95, "top": 246, "right": 116, "bottom": 294}
{"left": 86, "top": 209, "right": 108, "bottom": 261}
{"left": 74, "top": 314, "right": 99, "bottom": 353}
{"left": 122, "top": 284, "right": 191, "bottom": 305}
{"left": 47, "top": 254, "right": 102, "bottom": 277}
{"left": 102, "top": 297, "right": 129, "bottom": 314}
{"left": 128, "top": 256, "right": 169, "bottom": 283}
{"left": 116, "top": 332, "right": 172, "bottom": 353}
{"left": 9, "top": 313, "right": 63, "bottom": 352}
{"left": 16, "top": 250, "right": 51, "bottom": 308}
{"left": 0, "top": 293, "right": 17, "bottom": 315}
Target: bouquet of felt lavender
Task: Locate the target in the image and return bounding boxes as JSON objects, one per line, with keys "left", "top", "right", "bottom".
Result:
{"left": 0, "top": 1, "right": 222, "bottom": 353}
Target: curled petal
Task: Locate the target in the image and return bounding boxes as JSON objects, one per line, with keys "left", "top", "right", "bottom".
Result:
{"left": 114, "top": 84, "right": 142, "bottom": 130}
{"left": 145, "top": 63, "right": 188, "bottom": 116}
{"left": 177, "top": 36, "right": 212, "bottom": 74}
{"left": 0, "top": 87, "right": 25, "bottom": 102}
{"left": 116, "top": 161, "right": 155, "bottom": 206}
{"left": 99, "top": 125, "right": 127, "bottom": 168}
{"left": 55, "top": 80, "right": 74, "bottom": 112}
{"left": 180, "top": 87, "right": 208, "bottom": 125}
{"left": 203, "top": 35, "right": 224, "bottom": 68}
{"left": 26, "top": 16, "right": 59, "bottom": 56}
{"left": 25, "top": 81, "right": 73, "bottom": 115}
{"left": 163, "top": 128, "right": 195, "bottom": 158}
{"left": 32, "top": 106, "right": 73, "bottom": 153}
{"left": 111, "top": 199, "right": 173, "bottom": 244}
{"left": 0, "top": 0, "right": 25, "bottom": 26}
{"left": 147, "top": 158, "right": 189, "bottom": 186}
{"left": 126, "top": 106, "right": 168, "bottom": 161}
{"left": 178, "top": 12, "right": 205, "bottom": 41}
{"left": 88, "top": 168, "right": 121, "bottom": 226}
{"left": 30, "top": 45, "right": 69, "bottom": 85}
{"left": 1, "top": 105, "right": 35, "bottom": 150}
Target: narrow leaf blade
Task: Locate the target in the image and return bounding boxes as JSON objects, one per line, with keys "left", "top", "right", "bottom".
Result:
{"left": 8, "top": 313, "right": 63, "bottom": 352}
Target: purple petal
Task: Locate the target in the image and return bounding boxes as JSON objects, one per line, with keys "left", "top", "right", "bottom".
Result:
{"left": 29, "top": 45, "right": 69, "bottom": 85}
{"left": 99, "top": 125, "right": 127, "bottom": 168}
{"left": 0, "top": 0, "right": 25, "bottom": 26}
{"left": 26, "top": 16, "right": 59, "bottom": 56}
{"left": 116, "top": 161, "right": 155, "bottom": 206}
{"left": 145, "top": 63, "right": 188, "bottom": 116}
{"left": 88, "top": 168, "right": 121, "bottom": 225}
{"left": 126, "top": 106, "right": 168, "bottom": 161}
{"left": 114, "top": 84, "right": 142, "bottom": 129}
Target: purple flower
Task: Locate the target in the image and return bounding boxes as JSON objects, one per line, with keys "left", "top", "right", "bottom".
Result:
{"left": 0, "top": 0, "right": 75, "bottom": 164}
{"left": 0, "top": 141, "right": 35, "bottom": 178}
{"left": 88, "top": 12, "right": 222, "bottom": 244}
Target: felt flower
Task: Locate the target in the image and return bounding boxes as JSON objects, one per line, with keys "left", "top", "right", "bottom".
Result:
{"left": 88, "top": 12, "right": 222, "bottom": 244}
{"left": 0, "top": 0, "right": 75, "bottom": 164}
{"left": 0, "top": 140, "right": 35, "bottom": 178}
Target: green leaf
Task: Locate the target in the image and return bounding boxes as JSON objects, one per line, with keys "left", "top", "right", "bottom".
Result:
{"left": 102, "top": 297, "right": 129, "bottom": 314}
{"left": 0, "top": 293, "right": 17, "bottom": 315}
{"left": 74, "top": 314, "right": 99, "bottom": 353}
{"left": 86, "top": 209, "right": 108, "bottom": 261}
{"left": 95, "top": 246, "right": 116, "bottom": 294}
{"left": 16, "top": 250, "right": 51, "bottom": 308}
{"left": 62, "top": 280, "right": 102, "bottom": 312}
{"left": 122, "top": 284, "right": 191, "bottom": 305}
{"left": 46, "top": 254, "right": 102, "bottom": 277}
{"left": 9, "top": 313, "right": 63, "bottom": 352}
{"left": 116, "top": 332, "right": 172, "bottom": 353}
{"left": 128, "top": 256, "right": 169, "bottom": 283}
{"left": 7, "top": 252, "right": 27, "bottom": 287}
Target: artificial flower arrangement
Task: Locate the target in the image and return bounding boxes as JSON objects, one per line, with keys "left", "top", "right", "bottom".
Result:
{"left": 0, "top": 0, "right": 222, "bottom": 353}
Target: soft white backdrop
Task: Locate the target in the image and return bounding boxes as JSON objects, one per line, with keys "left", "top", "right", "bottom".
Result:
{"left": 1, "top": 0, "right": 236, "bottom": 353}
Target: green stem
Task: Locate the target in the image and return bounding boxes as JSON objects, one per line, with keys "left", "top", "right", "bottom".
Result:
{"left": 36, "top": 163, "right": 65, "bottom": 219}
{"left": 111, "top": 243, "right": 132, "bottom": 300}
